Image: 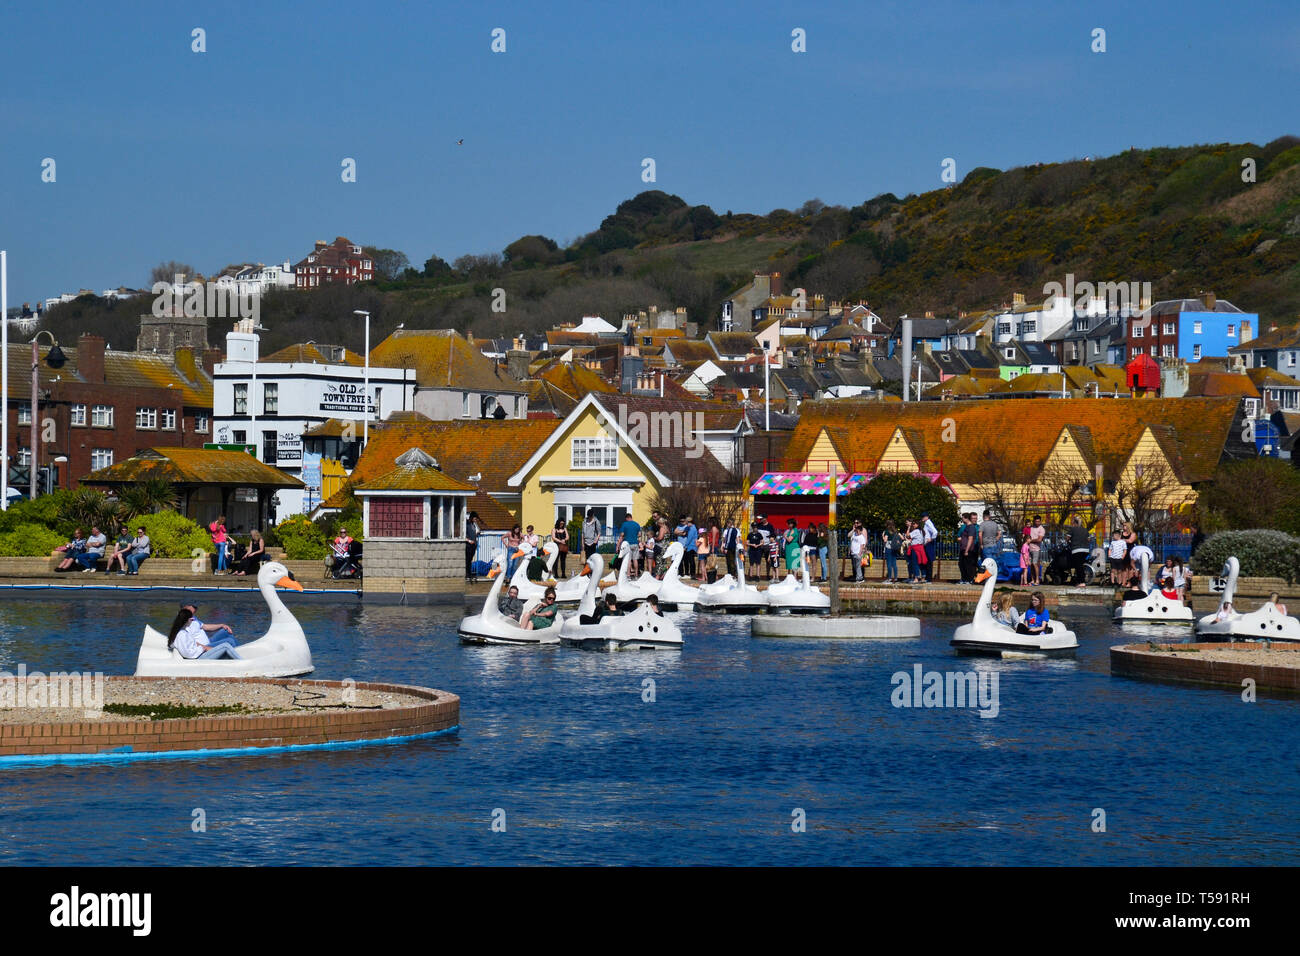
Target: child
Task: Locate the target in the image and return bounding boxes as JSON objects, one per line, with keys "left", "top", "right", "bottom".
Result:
{"left": 1016, "top": 592, "right": 1051, "bottom": 634}
{"left": 1019, "top": 538, "right": 1031, "bottom": 586}
{"left": 1107, "top": 530, "right": 1127, "bottom": 586}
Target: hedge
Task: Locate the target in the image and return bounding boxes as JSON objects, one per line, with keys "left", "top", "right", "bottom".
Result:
{"left": 1191, "top": 529, "right": 1300, "bottom": 584}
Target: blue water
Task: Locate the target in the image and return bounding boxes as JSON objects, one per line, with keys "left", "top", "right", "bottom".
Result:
{"left": 0, "top": 597, "right": 1296, "bottom": 865}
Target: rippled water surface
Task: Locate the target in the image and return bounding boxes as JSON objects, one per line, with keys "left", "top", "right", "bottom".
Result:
{"left": 0, "top": 596, "right": 1295, "bottom": 865}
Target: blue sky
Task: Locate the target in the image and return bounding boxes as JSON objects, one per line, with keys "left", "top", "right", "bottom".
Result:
{"left": 2, "top": 0, "right": 1296, "bottom": 305}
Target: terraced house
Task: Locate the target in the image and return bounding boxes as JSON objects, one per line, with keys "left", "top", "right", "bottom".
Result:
{"left": 750, "top": 397, "right": 1239, "bottom": 531}
{"left": 369, "top": 329, "right": 529, "bottom": 421}
{"left": 3, "top": 334, "right": 214, "bottom": 491}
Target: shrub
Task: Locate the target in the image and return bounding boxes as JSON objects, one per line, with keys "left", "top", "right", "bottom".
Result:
{"left": 1191, "top": 529, "right": 1300, "bottom": 583}
{"left": 0, "top": 490, "right": 78, "bottom": 538}
{"left": 838, "top": 473, "right": 960, "bottom": 536}
{"left": 137, "top": 512, "right": 213, "bottom": 559}
{"left": 275, "top": 515, "right": 328, "bottom": 560}
{"left": 0, "top": 522, "right": 68, "bottom": 557}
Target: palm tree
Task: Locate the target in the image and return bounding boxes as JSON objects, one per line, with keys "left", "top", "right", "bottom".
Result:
{"left": 118, "top": 478, "right": 180, "bottom": 521}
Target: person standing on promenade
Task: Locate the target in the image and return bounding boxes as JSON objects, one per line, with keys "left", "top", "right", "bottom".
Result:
{"left": 582, "top": 509, "right": 601, "bottom": 560}
{"left": 504, "top": 524, "right": 523, "bottom": 579}
{"left": 1119, "top": 521, "right": 1140, "bottom": 587}
{"left": 465, "top": 512, "right": 481, "bottom": 582}
{"left": 817, "top": 522, "right": 831, "bottom": 583}
{"left": 552, "top": 518, "right": 569, "bottom": 578}
{"left": 1190, "top": 524, "right": 1205, "bottom": 559}
{"left": 882, "top": 519, "right": 902, "bottom": 584}
{"left": 1027, "top": 515, "right": 1046, "bottom": 585}
{"left": 979, "top": 511, "right": 1000, "bottom": 562}
{"left": 722, "top": 519, "right": 740, "bottom": 578}
{"left": 921, "top": 511, "right": 938, "bottom": 582}
{"left": 958, "top": 513, "right": 978, "bottom": 584}
{"left": 849, "top": 520, "right": 868, "bottom": 582}
{"left": 617, "top": 513, "right": 641, "bottom": 578}
{"left": 1068, "top": 516, "right": 1091, "bottom": 588}
{"left": 1107, "top": 530, "right": 1127, "bottom": 585}
{"left": 210, "top": 515, "right": 229, "bottom": 574}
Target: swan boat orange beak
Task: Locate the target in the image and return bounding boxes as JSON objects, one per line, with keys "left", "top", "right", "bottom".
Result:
{"left": 277, "top": 573, "right": 304, "bottom": 592}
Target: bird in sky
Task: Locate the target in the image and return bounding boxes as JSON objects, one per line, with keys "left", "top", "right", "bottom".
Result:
{"left": 456, "top": 138, "right": 464, "bottom": 146}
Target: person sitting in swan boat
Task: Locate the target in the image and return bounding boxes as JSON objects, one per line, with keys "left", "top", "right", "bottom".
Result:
{"left": 521, "top": 587, "right": 558, "bottom": 630}
{"left": 1214, "top": 601, "right": 1236, "bottom": 624}
{"left": 991, "top": 591, "right": 1020, "bottom": 628}
{"left": 579, "top": 591, "right": 623, "bottom": 626}
{"left": 168, "top": 603, "right": 241, "bottom": 660}
{"left": 1270, "top": 592, "right": 1288, "bottom": 616}
{"left": 498, "top": 585, "right": 524, "bottom": 622}
{"left": 1016, "top": 592, "right": 1050, "bottom": 635}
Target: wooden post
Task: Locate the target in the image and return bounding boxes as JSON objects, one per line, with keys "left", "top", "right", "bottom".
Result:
{"left": 829, "top": 529, "right": 840, "bottom": 614}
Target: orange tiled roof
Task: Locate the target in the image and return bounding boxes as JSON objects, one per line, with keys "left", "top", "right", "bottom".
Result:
{"left": 320, "top": 418, "right": 560, "bottom": 508}
{"left": 1246, "top": 366, "right": 1300, "bottom": 387}
{"left": 1186, "top": 370, "right": 1259, "bottom": 398}
{"left": 783, "top": 397, "right": 1237, "bottom": 484}
{"left": 369, "top": 329, "right": 526, "bottom": 393}
{"left": 355, "top": 463, "right": 477, "bottom": 493}
{"left": 85, "top": 447, "right": 302, "bottom": 487}
{"left": 261, "top": 343, "right": 364, "bottom": 366}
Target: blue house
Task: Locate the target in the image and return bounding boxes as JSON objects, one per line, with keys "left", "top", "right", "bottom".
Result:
{"left": 1131, "top": 294, "right": 1257, "bottom": 364}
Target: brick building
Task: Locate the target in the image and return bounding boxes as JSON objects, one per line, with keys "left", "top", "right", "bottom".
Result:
{"left": 3, "top": 334, "right": 215, "bottom": 492}
{"left": 293, "top": 236, "right": 374, "bottom": 289}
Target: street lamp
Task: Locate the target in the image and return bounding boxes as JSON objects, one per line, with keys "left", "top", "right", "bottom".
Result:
{"left": 1, "top": 250, "right": 8, "bottom": 510}
{"left": 354, "top": 310, "right": 370, "bottom": 445}
{"left": 30, "top": 330, "right": 66, "bottom": 500}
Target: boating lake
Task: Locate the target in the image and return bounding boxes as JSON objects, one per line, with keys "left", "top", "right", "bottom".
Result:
{"left": 0, "top": 597, "right": 1296, "bottom": 866}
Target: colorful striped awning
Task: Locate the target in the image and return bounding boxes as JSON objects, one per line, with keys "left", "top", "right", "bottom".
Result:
{"left": 749, "top": 472, "right": 947, "bottom": 496}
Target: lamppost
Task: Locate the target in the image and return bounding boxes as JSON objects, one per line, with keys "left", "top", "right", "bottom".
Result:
{"left": 1, "top": 249, "right": 8, "bottom": 510}
{"left": 30, "top": 330, "right": 66, "bottom": 500}
{"left": 354, "top": 310, "right": 370, "bottom": 445}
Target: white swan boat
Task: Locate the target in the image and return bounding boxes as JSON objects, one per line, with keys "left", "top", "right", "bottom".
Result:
{"left": 458, "top": 554, "right": 563, "bottom": 645}
{"left": 506, "top": 542, "right": 588, "bottom": 603}
{"left": 950, "top": 558, "right": 1078, "bottom": 657}
{"left": 656, "top": 542, "right": 700, "bottom": 610}
{"left": 696, "top": 552, "right": 768, "bottom": 614}
{"left": 1195, "top": 556, "right": 1300, "bottom": 640}
{"left": 134, "top": 561, "right": 314, "bottom": 677}
{"left": 1114, "top": 551, "right": 1192, "bottom": 623}
{"left": 766, "top": 546, "right": 830, "bottom": 614}
{"left": 605, "top": 541, "right": 664, "bottom": 605}
{"left": 559, "top": 554, "right": 683, "bottom": 651}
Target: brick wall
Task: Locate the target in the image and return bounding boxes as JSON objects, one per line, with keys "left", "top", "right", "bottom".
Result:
{"left": 0, "top": 677, "right": 459, "bottom": 757}
{"left": 362, "top": 539, "right": 465, "bottom": 604}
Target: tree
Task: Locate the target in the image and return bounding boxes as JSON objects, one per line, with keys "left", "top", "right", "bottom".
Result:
{"left": 1111, "top": 455, "right": 1183, "bottom": 534}
{"left": 1196, "top": 457, "right": 1300, "bottom": 535}
{"left": 423, "top": 254, "right": 453, "bottom": 278}
{"left": 149, "top": 261, "right": 197, "bottom": 285}
{"left": 363, "top": 247, "right": 410, "bottom": 281}
{"left": 117, "top": 478, "right": 180, "bottom": 522}
{"left": 647, "top": 461, "right": 746, "bottom": 533}
{"left": 837, "top": 472, "right": 958, "bottom": 535}
{"left": 503, "top": 235, "right": 561, "bottom": 268}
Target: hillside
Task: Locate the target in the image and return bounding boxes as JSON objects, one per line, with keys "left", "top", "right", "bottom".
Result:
{"left": 38, "top": 136, "right": 1300, "bottom": 357}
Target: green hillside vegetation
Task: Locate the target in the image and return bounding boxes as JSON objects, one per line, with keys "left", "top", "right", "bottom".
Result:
{"left": 39, "top": 137, "right": 1300, "bottom": 357}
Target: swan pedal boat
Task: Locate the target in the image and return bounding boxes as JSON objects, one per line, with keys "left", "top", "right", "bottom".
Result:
{"left": 695, "top": 553, "right": 768, "bottom": 614}
{"left": 458, "top": 553, "right": 564, "bottom": 645}
{"left": 655, "top": 541, "right": 700, "bottom": 610}
{"left": 1114, "top": 551, "right": 1192, "bottom": 623}
{"left": 1195, "top": 556, "right": 1300, "bottom": 640}
{"left": 950, "top": 558, "right": 1078, "bottom": 657}
{"left": 559, "top": 554, "right": 683, "bottom": 651}
{"left": 506, "top": 541, "right": 588, "bottom": 604}
{"left": 765, "top": 546, "right": 830, "bottom": 614}
{"left": 135, "top": 561, "right": 314, "bottom": 677}
{"left": 605, "top": 541, "right": 665, "bottom": 606}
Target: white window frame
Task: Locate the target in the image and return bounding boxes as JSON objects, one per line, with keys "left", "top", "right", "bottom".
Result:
{"left": 70, "top": 404, "right": 87, "bottom": 426}
{"left": 1132, "top": 325, "right": 1143, "bottom": 338}
{"left": 1163, "top": 323, "right": 1175, "bottom": 335}
{"left": 16, "top": 403, "right": 30, "bottom": 425}
{"left": 1162, "top": 344, "right": 1174, "bottom": 357}
{"left": 91, "top": 404, "right": 114, "bottom": 428}
{"left": 234, "top": 383, "right": 248, "bottom": 415}
{"left": 161, "top": 408, "right": 177, "bottom": 430}
{"left": 17, "top": 447, "right": 30, "bottom": 467}
{"left": 264, "top": 382, "right": 278, "bottom": 414}
{"left": 195, "top": 413, "right": 209, "bottom": 433}
{"left": 1193, "top": 345, "right": 1202, "bottom": 360}
{"left": 136, "top": 407, "right": 158, "bottom": 429}
{"left": 1193, "top": 321, "right": 1203, "bottom": 334}
{"left": 1227, "top": 324, "right": 1235, "bottom": 337}
{"left": 91, "top": 448, "right": 113, "bottom": 470}
{"left": 571, "top": 436, "right": 619, "bottom": 470}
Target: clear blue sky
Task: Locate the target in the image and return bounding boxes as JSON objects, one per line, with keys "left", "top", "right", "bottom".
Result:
{"left": 2, "top": 0, "right": 1296, "bottom": 306}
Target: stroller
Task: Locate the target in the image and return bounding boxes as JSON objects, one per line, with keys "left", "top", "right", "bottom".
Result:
{"left": 1043, "top": 541, "right": 1104, "bottom": 586}
{"left": 330, "top": 539, "right": 363, "bottom": 579}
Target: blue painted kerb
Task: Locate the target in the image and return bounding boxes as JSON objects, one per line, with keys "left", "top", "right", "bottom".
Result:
{"left": 0, "top": 724, "right": 461, "bottom": 769}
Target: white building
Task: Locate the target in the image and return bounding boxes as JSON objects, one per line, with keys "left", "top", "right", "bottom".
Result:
{"left": 213, "top": 322, "right": 415, "bottom": 516}
{"left": 213, "top": 262, "right": 296, "bottom": 299}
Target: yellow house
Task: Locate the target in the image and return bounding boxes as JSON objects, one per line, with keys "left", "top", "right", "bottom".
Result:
{"left": 508, "top": 393, "right": 732, "bottom": 533}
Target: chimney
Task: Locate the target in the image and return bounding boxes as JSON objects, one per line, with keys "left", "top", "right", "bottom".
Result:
{"left": 201, "top": 347, "right": 222, "bottom": 375}
{"left": 1012, "top": 293, "right": 1026, "bottom": 307}
{"left": 754, "top": 274, "right": 771, "bottom": 300}
{"left": 1200, "top": 291, "right": 1217, "bottom": 311}
{"left": 78, "top": 334, "right": 106, "bottom": 384}
{"left": 507, "top": 348, "right": 530, "bottom": 381}
{"left": 770, "top": 272, "right": 783, "bottom": 297}
{"left": 314, "top": 240, "right": 327, "bottom": 250}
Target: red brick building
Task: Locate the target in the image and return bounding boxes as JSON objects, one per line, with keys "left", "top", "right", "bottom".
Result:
{"left": 3, "top": 335, "right": 216, "bottom": 492}
{"left": 294, "top": 236, "right": 374, "bottom": 289}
